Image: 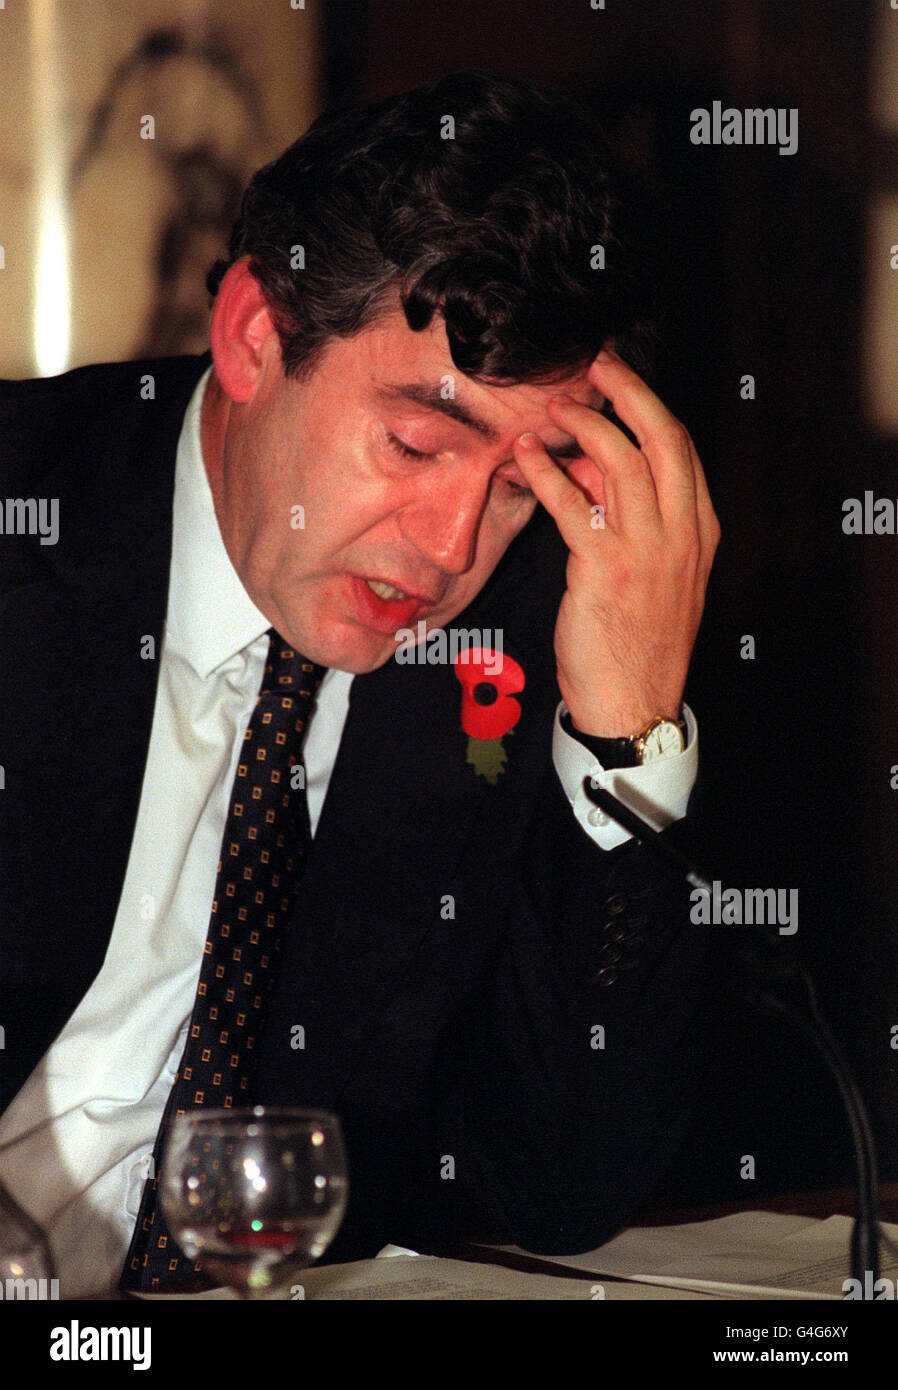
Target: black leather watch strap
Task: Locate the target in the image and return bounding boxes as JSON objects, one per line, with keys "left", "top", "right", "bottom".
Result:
{"left": 559, "top": 711, "right": 640, "bottom": 767}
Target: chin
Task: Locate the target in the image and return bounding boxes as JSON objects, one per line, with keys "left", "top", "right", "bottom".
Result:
{"left": 301, "top": 627, "right": 398, "bottom": 675}
{"left": 338, "top": 654, "right": 396, "bottom": 675}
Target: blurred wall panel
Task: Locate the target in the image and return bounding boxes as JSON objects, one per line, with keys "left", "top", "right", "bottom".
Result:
{"left": 863, "top": 0, "right": 898, "bottom": 435}
{"left": 0, "top": 0, "right": 320, "bottom": 378}
{"left": 863, "top": 192, "right": 898, "bottom": 437}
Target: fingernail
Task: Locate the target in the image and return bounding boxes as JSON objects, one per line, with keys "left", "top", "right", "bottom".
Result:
{"left": 517, "top": 432, "right": 542, "bottom": 449}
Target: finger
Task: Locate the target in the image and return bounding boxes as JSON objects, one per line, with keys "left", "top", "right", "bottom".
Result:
{"left": 587, "top": 349, "right": 679, "bottom": 448}
{"left": 512, "top": 432, "right": 600, "bottom": 555}
{"left": 587, "top": 352, "right": 699, "bottom": 523}
{"left": 688, "top": 440, "right": 721, "bottom": 571}
{"left": 564, "top": 456, "right": 608, "bottom": 517}
{"left": 546, "top": 395, "right": 661, "bottom": 531}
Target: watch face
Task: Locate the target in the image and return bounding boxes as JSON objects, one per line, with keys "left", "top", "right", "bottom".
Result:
{"left": 641, "top": 720, "right": 685, "bottom": 763}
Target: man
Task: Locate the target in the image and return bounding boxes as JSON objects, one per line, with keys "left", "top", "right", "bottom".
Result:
{"left": 0, "top": 73, "right": 718, "bottom": 1295}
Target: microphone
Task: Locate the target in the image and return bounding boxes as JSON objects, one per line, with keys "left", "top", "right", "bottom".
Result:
{"left": 583, "top": 776, "right": 884, "bottom": 1291}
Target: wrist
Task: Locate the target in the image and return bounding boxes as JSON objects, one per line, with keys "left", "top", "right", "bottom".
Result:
{"left": 560, "top": 707, "right": 687, "bottom": 769}
{"left": 558, "top": 681, "right": 683, "bottom": 740}
{"left": 562, "top": 705, "right": 681, "bottom": 740}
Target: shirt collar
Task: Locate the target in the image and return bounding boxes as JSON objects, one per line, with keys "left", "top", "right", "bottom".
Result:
{"left": 165, "top": 365, "right": 271, "bottom": 679}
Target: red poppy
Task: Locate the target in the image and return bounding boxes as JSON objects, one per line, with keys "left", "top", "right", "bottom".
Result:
{"left": 454, "top": 648, "right": 525, "bottom": 740}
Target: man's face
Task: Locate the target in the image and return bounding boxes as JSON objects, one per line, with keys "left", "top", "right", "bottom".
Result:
{"left": 206, "top": 299, "right": 599, "bottom": 672}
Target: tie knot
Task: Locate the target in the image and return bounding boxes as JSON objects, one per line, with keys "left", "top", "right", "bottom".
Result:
{"left": 260, "top": 628, "right": 327, "bottom": 700}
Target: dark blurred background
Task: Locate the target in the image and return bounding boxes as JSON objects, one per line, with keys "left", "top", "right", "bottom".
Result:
{"left": 2, "top": 0, "right": 896, "bottom": 1207}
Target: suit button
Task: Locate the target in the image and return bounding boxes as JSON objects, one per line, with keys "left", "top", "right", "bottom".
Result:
{"left": 606, "top": 922, "right": 629, "bottom": 942}
{"left": 597, "top": 943, "right": 622, "bottom": 966}
{"left": 595, "top": 966, "right": 619, "bottom": 986}
{"left": 604, "top": 894, "right": 627, "bottom": 915}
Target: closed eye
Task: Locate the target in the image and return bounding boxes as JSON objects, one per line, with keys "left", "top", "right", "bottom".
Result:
{"left": 385, "top": 431, "right": 434, "bottom": 461}
{"left": 497, "top": 476, "right": 534, "bottom": 499}
{"left": 386, "top": 430, "right": 533, "bottom": 500}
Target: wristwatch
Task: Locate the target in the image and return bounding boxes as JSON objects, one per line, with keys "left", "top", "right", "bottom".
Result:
{"left": 561, "top": 710, "right": 687, "bottom": 768}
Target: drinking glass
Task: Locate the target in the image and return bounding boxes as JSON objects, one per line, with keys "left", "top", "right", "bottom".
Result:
{"left": 0, "top": 1177, "right": 56, "bottom": 1299}
{"left": 159, "top": 1107, "right": 348, "bottom": 1298}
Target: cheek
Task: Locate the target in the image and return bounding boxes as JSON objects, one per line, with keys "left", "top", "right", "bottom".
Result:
{"left": 276, "top": 437, "right": 374, "bottom": 542}
{"left": 463, "top": 513, "right": 528, "bottom": 593}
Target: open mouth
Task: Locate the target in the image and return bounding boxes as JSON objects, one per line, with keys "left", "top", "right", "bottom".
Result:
{"left": 364, "top": 578, "right": 413, "bottom": 602}
{"left": 347, "top": 575, "right": 437, "bottom": 634}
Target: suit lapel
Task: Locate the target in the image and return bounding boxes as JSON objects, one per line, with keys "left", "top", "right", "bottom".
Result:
{"left": 0, "top": 356, "right": 208, "bottom": 1098}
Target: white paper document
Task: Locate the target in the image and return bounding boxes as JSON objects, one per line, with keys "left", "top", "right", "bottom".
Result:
{"left": 492, "top": 1211, "right": 898, "bottom": 1299}
{"left": 294, "top": 1254, "right": 728, "bottom": 1300}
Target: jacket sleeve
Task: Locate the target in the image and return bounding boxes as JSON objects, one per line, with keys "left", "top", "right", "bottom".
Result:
{"left": 434, "top": 757, "right": 710, "bottom": 1254}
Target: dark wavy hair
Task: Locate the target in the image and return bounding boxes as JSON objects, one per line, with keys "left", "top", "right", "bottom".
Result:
{"left": 208, "top": 72, "right": 655, "bottom": 383}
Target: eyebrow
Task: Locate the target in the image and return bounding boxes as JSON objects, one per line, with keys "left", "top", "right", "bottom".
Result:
{"left": 374, "top": 381, "right": 592, "bottom": 463}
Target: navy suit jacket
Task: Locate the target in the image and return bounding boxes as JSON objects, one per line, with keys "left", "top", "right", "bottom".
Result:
{"left": 0, "top": 354, "right": 709, "bottom": 1263}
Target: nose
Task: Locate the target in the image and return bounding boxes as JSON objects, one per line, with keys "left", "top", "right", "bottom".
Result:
{"left": 398, "top": 471, "right": 488, "bottom": 576}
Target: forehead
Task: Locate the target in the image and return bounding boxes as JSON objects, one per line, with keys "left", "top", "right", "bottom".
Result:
{"left": 328, "top": 302, "right": 600, "bottom": 425}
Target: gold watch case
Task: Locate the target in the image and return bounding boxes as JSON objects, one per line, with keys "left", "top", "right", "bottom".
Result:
{"left": 633, "top": 714, "right": 687, "bottom": 764}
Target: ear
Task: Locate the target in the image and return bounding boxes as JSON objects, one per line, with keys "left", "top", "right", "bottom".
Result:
{"left": 209, "top": 258, "right": 279, "bottom": 403}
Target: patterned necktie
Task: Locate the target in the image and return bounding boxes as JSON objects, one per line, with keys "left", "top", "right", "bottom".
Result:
{"left": 119, "top": 630, "right": 326, "bottom": 1292}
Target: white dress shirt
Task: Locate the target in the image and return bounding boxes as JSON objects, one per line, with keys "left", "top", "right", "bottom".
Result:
{"left": 0, "top": 366, "right": 697, "bottom": 1295}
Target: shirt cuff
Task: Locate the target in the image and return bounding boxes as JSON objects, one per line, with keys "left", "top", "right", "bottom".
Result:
{"left": 552, "top": 701, "right": 699, "bottom": 851}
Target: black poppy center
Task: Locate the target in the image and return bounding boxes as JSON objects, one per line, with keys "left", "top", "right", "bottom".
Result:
{"left": 473, "top": 681, "right": 498, "bottom": 706}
